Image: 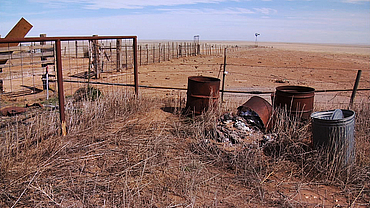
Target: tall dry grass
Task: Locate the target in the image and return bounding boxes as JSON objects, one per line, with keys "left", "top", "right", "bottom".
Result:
{"left": 178, "top": 99, "right": 370, "bottom": 206}
{"left": 0, "top": 91, "right": 369, "bottom": 207}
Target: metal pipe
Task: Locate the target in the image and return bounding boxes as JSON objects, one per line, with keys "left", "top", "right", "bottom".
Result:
{"left": 349, "top": 70, "right": 362, "bottom": 109}
{"left": 46, "top": 66, "right": 49, "bottom": 100}
{"left": 133, "top": 37, "right": 139, "bottom": 96}
{"left": 0, "top": 36, "right": 138, "bottom": 43}
{"left": 55, "top": 39, "right": 66, "bottom": 136}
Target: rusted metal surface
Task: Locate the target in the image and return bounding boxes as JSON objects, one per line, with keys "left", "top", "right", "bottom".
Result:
{"left": 133, "top": 37, "right": 139, "bottom": 96}
{"left": 0, "top": 36, "right": 138, "bottom": 44}
{"left": 273, "top": 85, "right": 315, "bottom": 119}
{"left": 186, "top": 76, "right": 220, "bottom": 114}
{"left": 56, "top": 39, "right": 66, "bottom": 136}
{"left": 237, "top": 96, "right": 273, "bottom": 132}
{"left": 0, "top": 35, "right": 138, "bottom": 136}
{"left": 0, "top": 107, "right": 27, "bottom": 116}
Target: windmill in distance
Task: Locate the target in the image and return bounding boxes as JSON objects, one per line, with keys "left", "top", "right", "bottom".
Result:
{"left": 255, "top": 33, "right": 260, "bottom": 46}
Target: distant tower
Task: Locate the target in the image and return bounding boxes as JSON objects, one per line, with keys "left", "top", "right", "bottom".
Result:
{"left": 255, "top": 33, "right": 260, "bottom": 46}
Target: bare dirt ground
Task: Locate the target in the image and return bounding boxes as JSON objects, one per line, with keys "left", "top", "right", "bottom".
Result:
{"left": 138, "top": 42, "right": 370, "bottom": 108}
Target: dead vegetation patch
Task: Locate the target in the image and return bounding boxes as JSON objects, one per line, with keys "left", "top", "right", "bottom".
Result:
{"left": 0, "top": 92, "right": 369, "bottom": 207}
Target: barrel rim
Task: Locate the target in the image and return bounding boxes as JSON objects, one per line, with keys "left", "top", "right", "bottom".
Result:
{"left": 188, "top": 76, "right": 221, "bottom": 83}
{"left": 276, "top": 85, "right": 315, "bottom": 94}
{"left": 311, "top": 109, "right": 355, "bottom": 123}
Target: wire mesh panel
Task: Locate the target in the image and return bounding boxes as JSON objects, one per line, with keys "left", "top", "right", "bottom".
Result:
{"left": 0, "top": 41, "right": 57, "bottom": 108}
{"left": 0, "top": 36, "right": 137, "bottom": 135}
{"left": 60, "top": 38, "right": 136, "bottom": 100}
{"left": 0, "top": 37, "right": 136, "bottom": 108}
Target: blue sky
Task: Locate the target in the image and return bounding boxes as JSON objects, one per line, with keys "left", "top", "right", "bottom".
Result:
{"left": 1, "top": 0, "right": 369, "bottom": 44}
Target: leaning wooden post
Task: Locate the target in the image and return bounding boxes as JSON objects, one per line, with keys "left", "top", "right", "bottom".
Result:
{"left": 56, "top": 39, "right": 67, "bottom": 136}
{"left": 133, "top": 37, "right": 139, "bottom": 96}
{"left": 349, "top": 70, "right": 362, "bottom": 109}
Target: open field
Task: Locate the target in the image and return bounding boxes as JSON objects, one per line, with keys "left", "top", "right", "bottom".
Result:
{"left": 138, "top": 41, "right": 370, "bottom": 107}
{"left": 0, "top": 41, "right": 369, "bottom": 207}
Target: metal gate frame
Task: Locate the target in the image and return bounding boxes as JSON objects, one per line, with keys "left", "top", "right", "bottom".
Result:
{"left": 0, "top": 36, "right": 139, "bottom": 136}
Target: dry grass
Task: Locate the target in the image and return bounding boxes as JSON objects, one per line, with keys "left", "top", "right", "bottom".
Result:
{"left": 0, "top": 91, "right": 369, "bottom": 207}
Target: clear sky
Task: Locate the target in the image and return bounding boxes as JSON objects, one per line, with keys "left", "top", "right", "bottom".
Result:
{"left": 1, "top": 0, "right": 369, "bottom": 44}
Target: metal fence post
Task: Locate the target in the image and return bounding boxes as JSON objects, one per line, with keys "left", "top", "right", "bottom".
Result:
{"left": 349, "top": 70, "right": 362, "bottom": 109}
{"left": 133, "top": 37, "right": 139, "bottom": 96}
{"left": 56, "top": 39, "right": 67, "bottom": 136}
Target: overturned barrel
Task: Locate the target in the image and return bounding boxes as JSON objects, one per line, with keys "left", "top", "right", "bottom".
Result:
{"left": 186, "top": 76, "right": 220, "bottom": 114}
{"left": 273, "top": 85, "right": 315, "bottom": 119}
{"left": 237, "top": 96, "right": 273, "bottom": 132}
{"left": 311, "top": 109, "right": 355, "bottom": 167}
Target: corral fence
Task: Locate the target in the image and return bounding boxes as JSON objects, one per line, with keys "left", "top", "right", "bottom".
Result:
{"left": 0, "top": 36, "right": 138, "bottom": 136}
{"left": 0, "top": 36, "right": 239, "bottom": 136}
{"left": 137, "top": 42, "right": 239, "bottom": 65}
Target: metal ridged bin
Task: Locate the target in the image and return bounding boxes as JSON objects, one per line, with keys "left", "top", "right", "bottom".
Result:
{"left": 274, "top": 85, "right": 315, "bottom": 119}
{"left": 186, "top": 76, "right": 220, "bottom": 115}
{"left": 311, "top": 109, "right": 355, "bottom": 167}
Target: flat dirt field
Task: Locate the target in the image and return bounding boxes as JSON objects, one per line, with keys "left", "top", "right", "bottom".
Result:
{"left": 138, "top": 41, "right": 370, "bottom": 108}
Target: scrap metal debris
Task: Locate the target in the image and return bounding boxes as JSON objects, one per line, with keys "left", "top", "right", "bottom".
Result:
{"left": 237, "top": 109, "right": 265, "bottom": 131}
{"left": 216, "top": 112, "right": 259, "bottom": 146}
{"left": 213, "top": 96, "right": 275, "bottom": 148}
{"left": 0, "top": 103, "right": 43, "bottom": 116}
{"left": 215, "top": 112, "right": 278, "bottom": 148}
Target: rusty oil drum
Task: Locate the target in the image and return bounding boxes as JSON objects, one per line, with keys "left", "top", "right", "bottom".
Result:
{"left": 186, "top": 76, "right": 220, "bottom": 114}
{"left": 273, "top": 85, "right": 315, "bottom": 119}
{"left": 238, "top": 96, "right": 273, "bottom": 132}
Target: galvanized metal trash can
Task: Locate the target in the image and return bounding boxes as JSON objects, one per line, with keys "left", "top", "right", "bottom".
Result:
{"left": 186, "top": 76, "right": 220, "bottom": 115}
{"left": 311, "top": 109, "right": 355, "bottom": 167}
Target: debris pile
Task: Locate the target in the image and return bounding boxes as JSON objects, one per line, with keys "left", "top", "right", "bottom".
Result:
{"left": 213, "top": 96, "right": 275, "bottom": 148}
{"left": 215, "top": 112, "right": 254, "bottom": 145}
{"left": 215, "top": 112, "right": 277, "bottom": 147}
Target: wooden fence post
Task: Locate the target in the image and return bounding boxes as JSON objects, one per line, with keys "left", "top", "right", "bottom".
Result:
{"left": 116, "top": 39, "right": 122, "bottom": 71}
{"left": 159, "top": 43, "right": 161, "bottom": 63}
{"left": 146, "top": 44, "right": 149, "bottom": 65}
{"left": 139, "top": 45, "right": 142, "bottom": 66}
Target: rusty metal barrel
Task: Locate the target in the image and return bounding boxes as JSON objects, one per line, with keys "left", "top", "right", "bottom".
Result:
{"left": 273, "top": 85, "right": 315, "bottom": 119}
{"left": 237, "top": 96, "right": 273, "bottom": 132}
{"left": 311, "top": 109, "right": 355, "bottom": 167}
{"left": 186, "top": 76, "right": 220, "bottom": 114}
